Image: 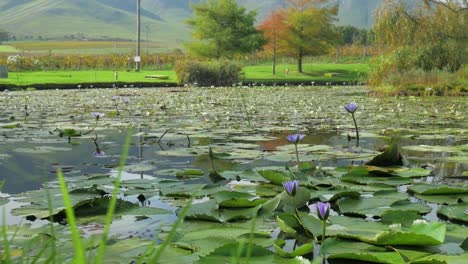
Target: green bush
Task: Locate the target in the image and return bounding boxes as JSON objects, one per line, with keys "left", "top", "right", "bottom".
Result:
{"left": 415, "top": 41, "right": 464, "bottom": 72}
{"left": 174, "top": 60, "right": 241, "bottom": 87}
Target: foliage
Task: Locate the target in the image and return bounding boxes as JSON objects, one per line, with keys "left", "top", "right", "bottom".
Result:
{"left": 185, "top": 0, "right": 265, "bottom": 58}
{"left": 284, "top": 0, "right": 339, "bottom": 72}
{"left": 334, "top": 25, "right": 375, "bottom": 46}
{"left": 0, "top": 53, "right": 183, "bottom": 72}
{"left": 174, "top": 59, "right": 242, "bottom": 86}
{"left": 257, "top": 9, "right": 290, "bottom": 75}
{"left": 370, "top": 0, "right": 467, "bottom": 93}
{"left": 0, "top": 29, "right": 9, "bottom": 44}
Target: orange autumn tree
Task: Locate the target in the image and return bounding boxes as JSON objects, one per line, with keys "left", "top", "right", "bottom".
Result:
{"left": 257, "top": 9, "right": 290, "bottom": 75}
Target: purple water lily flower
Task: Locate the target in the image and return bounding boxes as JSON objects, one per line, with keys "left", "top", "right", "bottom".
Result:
{"left": 283, "top": 180, "right": 300, "bottom": 197}
{"left": 91, "top": 112, "right": 105, "bottom": 120}
{"left": 122, "top": 97, "right": 130, "bottom": 104}
{"left": 286, "top": 134, "right": 305, "bottom": 144}
{"left": 112, "top": 95, "right": 119, "bottom": 101}
{"left": 94, "top": 149, "right": 106, "bottom": 158}
{"left": 316, "top": 202, "right": 330, "bottom": 221}
{"left": 344, "top": 103, "right": 358, "bottom": 114}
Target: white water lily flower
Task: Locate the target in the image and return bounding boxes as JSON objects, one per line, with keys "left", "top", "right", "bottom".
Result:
{"left": 413, "top": 219, "right": 428, "bottom": 225}
{"left": 389, "top": 224, "right": 401, "bottom": 230}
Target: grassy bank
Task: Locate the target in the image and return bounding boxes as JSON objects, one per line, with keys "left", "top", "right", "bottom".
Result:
{"left": 0, "top": 63, "right": 369, "bottom": 89}
{"left": 243, "top": 63, "right": 369, "bottom": 84}
{"left": 0, "top": 70, "right": 177, "bottom": 87}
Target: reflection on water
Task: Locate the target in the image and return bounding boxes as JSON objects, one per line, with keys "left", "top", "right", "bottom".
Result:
{"left": 0, "top": 128, "right": 466, "bottom": 195}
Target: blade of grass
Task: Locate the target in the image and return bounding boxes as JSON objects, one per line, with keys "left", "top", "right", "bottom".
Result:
{"left": 150, "top": 195, "right": 193, "bottom": 263}
{"left": 95, "top": 128, "right": 133, "bottom": 264}
{"left": 136, "top": 195, "right": 194, "bottom": 264}
{"left": 57, "top": 169, "right": 86, "bottom": 264}
{"left": 1, "top": 207, "right": 12, "bottom": 264}
{"left": 45, "top": 169, "right": 57, "bottom": 264}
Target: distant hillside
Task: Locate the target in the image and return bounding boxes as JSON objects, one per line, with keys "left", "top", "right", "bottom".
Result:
{"left": 0, "top": 0, "right": 389, "bottom": 46}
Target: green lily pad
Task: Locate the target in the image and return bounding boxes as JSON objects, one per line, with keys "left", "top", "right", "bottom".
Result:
{"left": 414, "top": 193, "right": 468, "bottom": 205}
{"left": 438, "top": 203, "right": 468, "bottom": 223}
{"left": 212, "top": 191, "right": 265, "bottom": 208}
{"left": 410, "top": 252, "right": 468, "bottom": 264}
{"left": 310, "top": 189, "right": 361, "bottom": 202}
{"left": 337, "top": 190, "right": 422, "bottom": 217}
{"left": 176, "top": 169, "right": 205, "bottom": 178}
{"left": 322, "top": 216, "right": 446, "bottom": 246}
{"left": 321, "top": 238, "right": 406, "bottom": 264}
{"left": 257, "top": 170, "right": 293, "bottom": 185}
{"left": 381, "top": 210, "right": 424, "bottom": 227}
{"left": 274, "top": 239, "right": 314, "bottom": 258}
{"left": 0, "top": 197, "right": 8, "bottom": 206}
{"left": 408, "top": 184, "right": 468, "bottom": 195}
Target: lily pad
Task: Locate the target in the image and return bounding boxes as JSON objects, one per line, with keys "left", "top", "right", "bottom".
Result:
{"left": 437, "top": 203, "right": 468, "bottom": 223}
{"left": 321, "top": 238, "right": 406, "bottom": 264}
{"left": 212, "top": 191, "right": 265, "bottom": 208}
{"left": 408, "top": 184, "right": 468, "bottom": 195}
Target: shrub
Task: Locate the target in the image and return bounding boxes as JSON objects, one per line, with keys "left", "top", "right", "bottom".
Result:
{"left": 174, "top": 59, "right": 242, "bottom": 87}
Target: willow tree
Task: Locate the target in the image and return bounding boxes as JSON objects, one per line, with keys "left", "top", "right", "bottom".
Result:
{"left": 284, "top": 0, "right": 338, "bottom": 73}
{"left": 374, "top": 0, "right": 467, "bottom": 71}
{"left": 185, "top": 0, "right": 265, "bottom": 58}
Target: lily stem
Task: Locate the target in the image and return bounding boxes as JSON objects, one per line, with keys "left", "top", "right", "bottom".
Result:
{"left": 321, "top": 220, "right": 326, "bottom": 243}
{"left": 295, "top": 143, "right": 300, "bottom": 163}
{"left": 351, "top": 113, "right": 359, "bottom": 141}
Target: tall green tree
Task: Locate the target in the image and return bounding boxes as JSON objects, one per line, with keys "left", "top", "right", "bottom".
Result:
{"left": 186, "top": 0, "right": 265, "bottom": 58}
{"left": 285, "top": 0, "right": 338, "bottom": 73}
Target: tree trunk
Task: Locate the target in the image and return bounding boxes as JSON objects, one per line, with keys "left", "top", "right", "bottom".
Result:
{"left": 272, "top": 47, "right": 276, "bottom": 75}
{"left": 297, "top": 48, "right": 303, "bottom": 73}
{"left": 336, "top": 46, "right": 340, "bottom": 63}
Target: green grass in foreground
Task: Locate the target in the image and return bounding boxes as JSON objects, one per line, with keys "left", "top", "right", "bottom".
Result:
{"left": 0, "top": 63, "right": 369, "bottom": 87}
{"left": 243, "top": 63, "right": 369, "bottom": 83}
{"left": 0, "top": 70, "right": 177, "bottom": 86}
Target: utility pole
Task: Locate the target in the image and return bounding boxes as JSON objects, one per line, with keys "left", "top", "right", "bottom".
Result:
{"left": 135, "top": 0, "right": 141, "bottom": 72}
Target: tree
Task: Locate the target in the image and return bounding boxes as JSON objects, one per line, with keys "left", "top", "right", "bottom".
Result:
{"left": 374, "top": 0, "right": 467, "bottom": 71}
{"left": 257, "top": 9, "right": 290, "bottom": 75}
{"left": 0, "top": 29, "right": 10, "bottom": 44}
{"left": 186, "top": 0, "right": 265, "bottom": 58}
{"left": 284, "top": 0, "right": 338, "bottom": 73}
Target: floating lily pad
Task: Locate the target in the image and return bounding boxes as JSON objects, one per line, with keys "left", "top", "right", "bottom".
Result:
{"left": 274, "top": 239, "right": 314, "bottom": 258}
{"left": 321, "top": 238, "right": 407, "bottom": 264}
{"left": 325, "top": 216, "right": 446, "bottom": 246}
{"left": 212, "top": 191, "right": 265, "bottom": 208}
{"left": 337, "top": 190, "right": 418, "bottom": 217}
{"left": 257, "top": 170, "right": 293, "bottom": 185}
{"left": 438, "top": 203, "right": 468, "bottom": 223}
{"left": 408, "top": 184, "right": 468, "bottom": 195}
{"left": 176, "top": 169, "right": 205, "bottom": 178}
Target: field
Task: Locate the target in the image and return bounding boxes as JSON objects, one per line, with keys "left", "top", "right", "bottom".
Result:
{"left": 0, "top": 63, "right": 369, "bottom": 88}
{"left": 0, "top": 45, "right": 19, "bottom": 53}
{"left": 1, "top": 41, "right": 173, "bottom": 54}
{"left": 244, "top": 63, "right": 369, "bottom": 83}
{"left": 0, "top": 70, "right": 177, "bottom": 86}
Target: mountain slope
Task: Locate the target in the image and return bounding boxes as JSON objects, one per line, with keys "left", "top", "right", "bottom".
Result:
{"left": 0, "top": 0, "right": 388, "bottom": 44}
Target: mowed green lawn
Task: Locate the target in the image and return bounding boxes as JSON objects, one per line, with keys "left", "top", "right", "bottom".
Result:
{"left": 0, "top": 45, "right": 19, "bottom": 52}
{"left": 0, "top": 70, "right": 177, "bottom": 86}
{"left": 0, "top": 63, "right": 369, "bottom": 87}
{"left": 243, "top": 63, "right": 369, "bottom": 83}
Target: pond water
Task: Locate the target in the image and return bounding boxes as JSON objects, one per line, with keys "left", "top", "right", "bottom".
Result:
{"left": 0, "top": 86, "right": 466, "bottom": 263}
{"left": 0, "top": 86, "right": 465, "bottom": 194}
